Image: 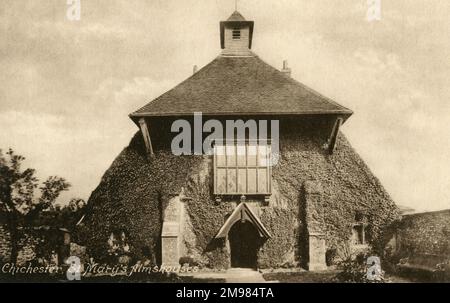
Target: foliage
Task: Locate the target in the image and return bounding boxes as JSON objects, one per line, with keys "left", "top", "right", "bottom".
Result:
{"left": 37, "top": 198, "right": 86, "bottom": 230}
{"left": 0, "top": 148, "right": 71, "bottom": 263}
{"left": 334, "top": 245, "right": 387, "bottom": 283}
{"left": 258, "top": 207, "right": 298, "bottom": 268}
{"left": 335, "top": 254, "right": 370, "bottom": 282}
{"left": 326, "top": 248, "right": 338, "bottom": 266}
{"left": 105, "top": 230, "right": 132, "bottom": 265}
{"left": 85, "top": 133, "right": 203, "bottom": 263}
{"left": 85, "top": 121, "right": 399, "bottom": 269}
{"left": 397, "top": 210, "right": 450, "bottom": 256}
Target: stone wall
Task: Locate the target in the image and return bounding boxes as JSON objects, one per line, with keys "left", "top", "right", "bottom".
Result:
{"left": 396, "top": 209, "right": 450, "bottom": 257}
{"left": 0, "top": 226, "right": 38, "bottom": 265}
{"left": 0, "top": 225, "right": 11, "bottom": 263}
{"left": 0, "top": 225, "right": 70, "bottom": 266}
{"left": 16, "top": 235, "right": 39, "bottom": 266}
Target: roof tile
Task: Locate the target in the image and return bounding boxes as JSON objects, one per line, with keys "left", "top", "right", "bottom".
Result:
{"left": 131, "top": 55, "right": 352, "bottom": 118}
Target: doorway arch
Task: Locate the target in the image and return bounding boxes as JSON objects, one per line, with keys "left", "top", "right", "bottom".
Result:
{"left": 229, "top": 220, "right": 260, "bottom": 268}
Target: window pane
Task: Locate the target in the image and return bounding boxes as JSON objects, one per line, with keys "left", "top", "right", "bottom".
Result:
{"left": 227, "top": 169, "right": 237, "bottom": 193}
{"left": 352, "top": 226, "right": 364, "bottom": 245}
{"left": 237, "top": 145, "right": 246, "bottom": 167}
{"left": 216, "top": 146, "right": 226, "bottom": 166}
{"left": 258, "top": 145, "right": 269, "bottom": 167}
{"left": 238, "top": 169, "right": 247, "bottom": 192}
{"left": 258, "top": 168, "right": 267, "bottom": 193}
{"left": 216, "top": 168, "right": 227, "bottom": 193}
{"left": 267, "top": 145, "right": 272, "bottom": 166}
{"left": 214, "top": 143, "right": 272, "bottom": 195}
{"left": 247, "top": 168, "right": 257, "bottom": 193}
{"left": 247, "top": 145, "right": 257, "bottom": 166}
{"left": 226, "top": 145, "right": 236, "bottom": 166}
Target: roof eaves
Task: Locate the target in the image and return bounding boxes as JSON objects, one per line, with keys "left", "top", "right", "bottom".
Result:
{"left": 129, "top": 110, "right": 353, "bottom": 124}
{"left": 130, "top": 110, "right": 352, "bottom": 117}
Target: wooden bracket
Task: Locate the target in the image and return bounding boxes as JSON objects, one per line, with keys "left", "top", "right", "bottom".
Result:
{"left": 327, "top": 117, "right": 343, "bottom": 154}
{"left": 139, "top": 118, "right": 154, "bottom": 156}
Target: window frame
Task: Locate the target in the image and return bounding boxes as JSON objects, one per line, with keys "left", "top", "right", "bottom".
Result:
{"left": 213, "top": 140, "right": 272, "bottom": 196}
{"left": 351, "top": 223, "right": 368, "bottom": 246}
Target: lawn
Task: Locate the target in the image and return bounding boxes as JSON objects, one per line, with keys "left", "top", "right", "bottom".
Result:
{"left": 262, "top": 271, "right": 419, "bottom": 283}
{"left": 263, "top": 270, "right": 341, "bottom": 283}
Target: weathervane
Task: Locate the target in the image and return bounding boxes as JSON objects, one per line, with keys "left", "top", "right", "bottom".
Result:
{"left": 235, "top": 0, "right": 238, "bottom": 11}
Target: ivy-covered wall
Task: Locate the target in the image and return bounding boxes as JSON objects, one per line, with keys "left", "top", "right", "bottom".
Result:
{"left": 85, "top": 118, "right": 399, "bottom": 269}
{"left": 84, "top": 132, "right": 203, "bottom": 263}
{"left": 274, "top": 130, "right": 400, "bottom": 259}
{"left": 397, "top": 210, "right": 450, "bottom": 256}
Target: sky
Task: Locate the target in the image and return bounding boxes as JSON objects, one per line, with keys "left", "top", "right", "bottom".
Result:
{"left": 0, "top": 0, "right": 449, "bottom": 212}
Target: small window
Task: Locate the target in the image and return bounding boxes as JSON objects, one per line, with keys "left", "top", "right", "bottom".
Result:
{"left": 232, "top": 29, "right": 241, "bottom": 40}
{"left": 352, "top": 225, "right": 365, "bottom": 245}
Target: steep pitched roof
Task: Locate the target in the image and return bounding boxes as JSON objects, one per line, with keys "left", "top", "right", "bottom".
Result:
{"left": 130, "top": 55, "right": 352, "bottom": 120}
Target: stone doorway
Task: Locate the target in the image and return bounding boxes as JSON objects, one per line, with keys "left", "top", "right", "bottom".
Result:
{"left": 229, "top": 221, "right": 259, "bottom": 268}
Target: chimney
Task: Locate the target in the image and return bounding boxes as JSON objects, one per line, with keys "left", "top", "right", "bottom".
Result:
{"left": 281, "top": 60, "right": 291, "bottom": 77}
{"left": 193, "top": 65, "right": 198, "bottom": 74}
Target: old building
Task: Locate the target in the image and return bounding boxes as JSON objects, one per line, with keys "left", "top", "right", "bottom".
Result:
{"left": 85, "top": 11, "right": 399, "bottom": 270}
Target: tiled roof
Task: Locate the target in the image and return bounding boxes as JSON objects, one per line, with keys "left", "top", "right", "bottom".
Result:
{"left": 130, "top": 55, "right": 353, "bottom": 119}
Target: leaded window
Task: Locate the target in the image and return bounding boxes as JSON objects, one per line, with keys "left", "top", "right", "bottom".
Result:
{"left": 214, "top": 141, "right": 272, "bottom": 195}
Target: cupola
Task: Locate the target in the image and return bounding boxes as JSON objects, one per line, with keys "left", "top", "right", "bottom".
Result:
{"left": 220, "top": 11, "right": 254, "bottom": 56}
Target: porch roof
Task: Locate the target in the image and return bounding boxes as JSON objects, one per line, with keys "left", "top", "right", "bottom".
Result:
{"left": 215, "top": 202, "right": 271, "bottom": 239}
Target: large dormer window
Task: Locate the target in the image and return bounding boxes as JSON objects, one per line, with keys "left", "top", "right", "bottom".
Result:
{"left": 214, "top": 141, "right": 271, "bottom": 197}
{"left": 232, "top": 28, "right": 241, "bottom": 40}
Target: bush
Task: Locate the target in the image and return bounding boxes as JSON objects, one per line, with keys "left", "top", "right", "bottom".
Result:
{"left": 179, "top": 256, "right": 198, "bottom": 267}
{"left": 326, "top": 248, "right": 337, "bottom": 266}
{"left": 334, "top": 249, "right": 387, "bottom": 283}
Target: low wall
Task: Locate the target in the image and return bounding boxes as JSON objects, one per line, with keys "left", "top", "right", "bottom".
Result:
{"left": 0, "top": 225, "right": 11, "bottom": 263}
{"left": 396, "top": 209, "right": 450, "bottom": 257}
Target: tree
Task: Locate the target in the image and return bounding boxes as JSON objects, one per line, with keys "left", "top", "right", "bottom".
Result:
{"left": 0, "top": 148, "right": 70, "bottom": 264}
{"left": 37, "top": 198, "right": 86, "bottom": 229}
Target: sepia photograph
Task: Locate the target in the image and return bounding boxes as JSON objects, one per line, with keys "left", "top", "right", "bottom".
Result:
{"left": 0, "top": 0, "right": 449, "bottom": 290}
